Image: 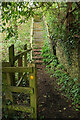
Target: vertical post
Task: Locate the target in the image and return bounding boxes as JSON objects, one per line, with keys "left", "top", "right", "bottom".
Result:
{"left": 2, "top": 71, "right": 13, "bottom": 116}
{"left": 24, "top": 44, "right": 27, "bottom": 66}
{"left": 9, "top": 44, "right": 15, "bottom": 85}
{"left": 30, "top": 43, "right": 32, "bottom": 61}
{"left": 6, "top": 73, "right": 13, "bottom": 102}
{"left": 30, "top": 18, "right": 34, "bottom": 62}
{"left": 2, "top": 72, "right": 13, "bottom": 102}
{"left": 18, "top": 53, "right": 23, "bottom": 86}
{"left": 24, "top": 44, "right": 28, "bottom": 86}
{"left": 78, "top": 40, "right": 80, "bottom": 83}
{"left": 9, "top": 44, "right": 14, "bottom": 66}
{"left": 29, "top": 63, "right": 37, "bottom": 119}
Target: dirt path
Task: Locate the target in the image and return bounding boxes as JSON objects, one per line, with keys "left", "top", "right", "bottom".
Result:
{"left": 37, "top": 65, "right": 79, "bottom": 119}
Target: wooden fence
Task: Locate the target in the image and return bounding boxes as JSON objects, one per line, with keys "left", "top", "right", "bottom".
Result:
{"left": 2, "top": 44, "right": 37, "bottom": 119}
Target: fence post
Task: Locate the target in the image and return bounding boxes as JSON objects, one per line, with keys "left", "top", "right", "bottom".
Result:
{"left": 30, "top": 18, "right": 34, "bottom": 62}
{"left": 29, "top": 63, "right": 37, "bottom": 119}
{"left": 18, "top": 51, "right": 23, "bottom": 86}
{"left": 24, "top": 44, "right": 27, "bottom": 66}
{"left": 24, "top": 44, "right": 28, "bottom": 86}
{"left": 9, "top": 44, "right": 15, "bottom": 85}
{"left": 30, "top": 43, "right": 32, "bottom": 61}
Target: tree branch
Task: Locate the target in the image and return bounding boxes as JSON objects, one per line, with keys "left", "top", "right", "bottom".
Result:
{"left": 61, "top": 6, "right": 79, "bottom": 24}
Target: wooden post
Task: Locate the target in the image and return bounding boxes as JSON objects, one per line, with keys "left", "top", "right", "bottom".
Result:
{"left": 30, "top": 18, "right": 34, "bottom": 62}
{"left": 2, "top": 72, "right": 13, "bottom": 102}
{"left": 9, "top": 44, "right": 15, "bottom": 85}
{"left": 9, "top": 45, "right": 14, "bottom": 66}
{"left": 18, "top": 52, "right": 23, "bottom": 86}
{"left": 29, "top": 63, "right": 37, "bottom": 119}
{"left": 24, "top": 44, "right": 28, "bottom": 86}
{"left": 78, "top": 40, "right": 80, "bottom": 83}
{"left": 24, "top": 44, "right": 27, "bottom": 66}
{"left": 30, "top": 43, "right": 32, "bottom": 61}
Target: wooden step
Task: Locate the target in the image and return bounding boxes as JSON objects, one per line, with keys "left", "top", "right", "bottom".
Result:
{"left": 33, "top": 29, "right": 43, "bottom": 31}
{"left": 33, "top": 56, "right": 43, "bottom": 60}
{"left": 33, "top": 49, "right": 42, "bottom": 52}
{"left": 33, "top": 41, "right": 44, "bottom": 44}
{"left": 33, "top": 52, "right": 42, "bottom": 55}
{"left": 33, "top": 37, "right": 43, "bottom": 39}
{"left": 34, "top": 60, "right": 44, "bottom": 64}
{"left": 33, "top": 44, "right": 43, "bottom": 48}
{"left": 36, "top": 64, "right": 43, "bottom": 69}
{"left": 33, "top": 46, "right": 43, "bottom": 49}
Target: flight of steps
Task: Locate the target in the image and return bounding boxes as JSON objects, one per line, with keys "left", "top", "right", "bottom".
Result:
{"left": 32, "top": 16, "right": 44, "bottom": 69}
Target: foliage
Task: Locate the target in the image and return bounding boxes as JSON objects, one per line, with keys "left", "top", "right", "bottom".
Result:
{"left": 43, "top": 2, "right": 80, "bottom": 65}
{"left": 2, "top": 19, "right": 31, "bottom": 61}
{"left": 42, "top": 38, "right": 80, "bottom": 111}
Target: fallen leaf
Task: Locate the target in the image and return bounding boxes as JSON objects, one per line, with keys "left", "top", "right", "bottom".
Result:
{"left": 59, "top": 110, "right": 62, "bottom": 112}
{"left": 76, "top": 104, "right": 79, "bottom": 108}
{"left": 63, "top": 108, "right": 66, "bottom": 110}
{"left": 69, "top": 105, "right": 71, "bottom": 108}
{"left": 43, "top": 95, "right": 47, "bottom": 98}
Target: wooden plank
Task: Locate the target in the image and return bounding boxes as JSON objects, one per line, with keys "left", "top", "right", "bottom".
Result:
{"left": 14, "top": 48, "right": 32, "bottom": 61}
{"left": 2, "top": 62, "right": 13, "bottom": 102}
{"left": 9, "top": 44, "right": 15, "bottom": 85}
{"left": 24, "top": 44, "right": 28, "bottom": 86}
{"left": 30, "top": 43, "right": 32, "bottom": 61}
{"left": 9, "top": 44, "right": 14, "bottom": 66}
{"left": 24, "top": 44, "right": 27, "bottom": 66}
{"left": 29, "top": 63, "right": 37, "bottom": 119}
{"left": 3, "top": 105, "right": 33, "bottom": 113}
{"left": 16, "top": 73, "right": 26, "bottom": 87}
{"left": 2, "top": 62, "right": 11, "bottom": 67}
{"left": 6, "top": 73, "right": 13, "bottom": 102}
{"left": 2, "top": 67, "right": 32, "bottom": 73}
{"left": 3, "top": 86, "right": 33, "bottom": 94}
{"left": 18, "top": 51, "right": 23, "bottom": 86}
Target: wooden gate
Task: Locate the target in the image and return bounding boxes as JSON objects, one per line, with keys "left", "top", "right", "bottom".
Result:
{"left": 2, "top": 44, "right": 37, "bottom": 119}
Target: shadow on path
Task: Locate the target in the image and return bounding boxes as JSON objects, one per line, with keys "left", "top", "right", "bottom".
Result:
{"left": 37, "top": 65, "right": 79, "bottom": 119}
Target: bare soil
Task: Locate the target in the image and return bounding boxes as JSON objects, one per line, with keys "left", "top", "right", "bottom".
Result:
{"left": 37, "top": 65, "right": 80, "bottom": 119}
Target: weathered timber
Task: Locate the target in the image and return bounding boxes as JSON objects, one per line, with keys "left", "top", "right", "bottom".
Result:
{"left": 2, "top": 67, "right": 32, "bottom": 73}
{"left": 2, "top": 62, "right": 13, "bottom": 102}
{"left": 3, "top": 105, "right": 33, "bottom": 113}
{"left": 18, "top": 51, "right": 23, "bottom": 86}
{"left": 24, "top": 44, "right": 27, "bottom": 66}
{"left": 9, "top": 44, "right": 15, "bottom": 85}
{"left": 6, "top": 73, "right": 13, "bottom": 102}
{"left": 2, "top": 62, "right": 11, "bottom": 67}
{"left": 16, "top": 72, "right": 26, "bottom": 87}
{"left": 14, "top": 48, "right": 32, "bottom": 61}
{"left": 30, "top": 43, "right": 32, "bottom": 61}
{"left": 9, "top": 44, "right": 14, "bottom": 66}
{"left": 3, "top": 86, "right": 33, "bottom": 94}
{"left": 29, "top": 63, "right": 37, "bottom": 119}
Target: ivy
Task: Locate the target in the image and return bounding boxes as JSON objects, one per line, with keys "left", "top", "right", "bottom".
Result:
{"left": 42, "top": 37, "right": 80, "bottom": 111}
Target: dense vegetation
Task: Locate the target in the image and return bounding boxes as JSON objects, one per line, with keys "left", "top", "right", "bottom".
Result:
{"left": 2, "top": 2, "right": 80, "bottom": 63}
{"left": 42, "top": 37, "right": 80, "bottom": 111}
{"left": 2, "top": 1, "right": 80, "bottom": 114}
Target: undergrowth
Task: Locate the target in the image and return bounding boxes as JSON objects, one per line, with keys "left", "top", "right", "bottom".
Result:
{"left": 41, "top": 39, "right": 80, "bottom": 111}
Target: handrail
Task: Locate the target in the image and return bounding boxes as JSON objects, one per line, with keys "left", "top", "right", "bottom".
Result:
{"left": 30, "top": 18, "right": 34, "bottom": 61}
{"left": 14, "top": 48, "right": 32, "bottom": 61}
{"left": 2, "top": 66, "right": 32, "bottom": 73}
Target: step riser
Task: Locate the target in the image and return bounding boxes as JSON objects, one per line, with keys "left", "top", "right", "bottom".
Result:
{"left": 32, "top": 19, "right": 44, "bottom": 65}
{"left": 33, "top": 58, "right": 43, "bottom": 60}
